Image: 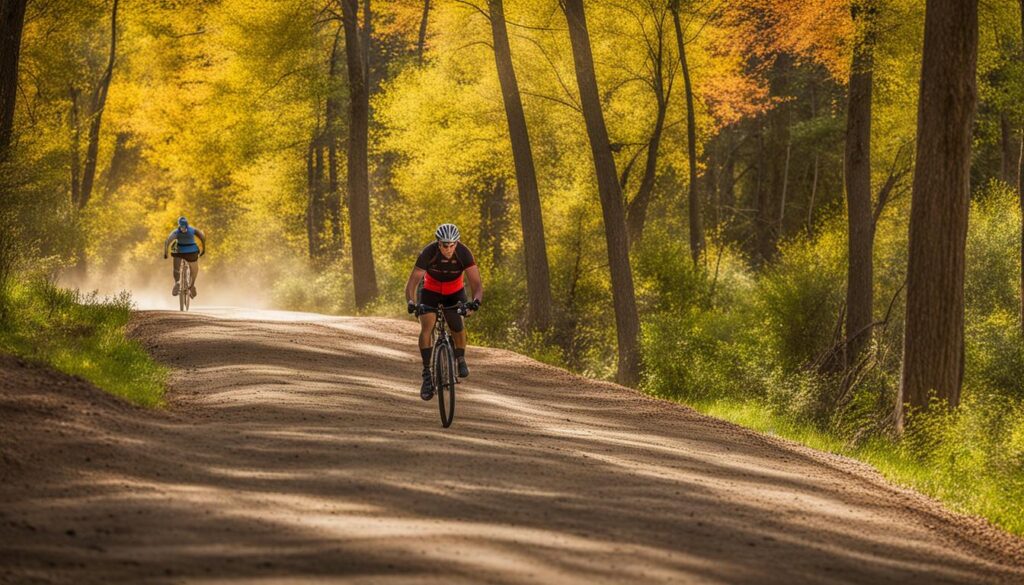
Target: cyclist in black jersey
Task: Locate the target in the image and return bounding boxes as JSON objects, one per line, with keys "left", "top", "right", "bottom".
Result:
{"left": 405, "top": 223, "right": 483, "bottom": 400}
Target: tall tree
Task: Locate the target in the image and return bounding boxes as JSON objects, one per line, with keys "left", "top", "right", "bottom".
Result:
{"left": 0, "top": 0, "right": 28, "bottom": 160}
{"left": 1019, "top": 0, "right": 1024, "bottom": 332}
{"left": 897, "top": 0, "right": 978, "bottom": 431}
{"left": 844, "top": 0, "right": 877, "bottom": 363}
{"left": 753, "top": 54, "right": 793, "bottom": 266}
{"left": 670, "top": 0, "right": 704, "bottom": 264}
{"left": 325, "top": 28, "right": 344, "bottom": 250}
{"left": 341, "top": 0, "right": 378, "bottom": 308}
{"left": 70, "top": 0, "right": 119, "bottom": 212}
{"left": 417, "top": 0, "right": 430, "bottom": 65}
{"left": 487, "top": 0, "right": 554, "bottom": 332}
{"left": 624, "top": 1, "right": 671, "bottom": 248}
{"left": 563, "top": 0, "right": 641, "bottom": 386}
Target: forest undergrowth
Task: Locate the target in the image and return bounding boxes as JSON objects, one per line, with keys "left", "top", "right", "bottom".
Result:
{"left": 0, "top": 242, "right": 166, "bottom": 407}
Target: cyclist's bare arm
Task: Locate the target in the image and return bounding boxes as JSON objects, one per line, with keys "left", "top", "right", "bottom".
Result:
{"left": 405, "top": 267, "right": 426, "bottom": 303}
{"left": 163, "top": 231, "right": 176, "bottom": 258}
{"left": 465, "top": 265, "right": 483, "bottom": 305}
{"left": 195, "top": 228, "right": 207, "bottom": 255}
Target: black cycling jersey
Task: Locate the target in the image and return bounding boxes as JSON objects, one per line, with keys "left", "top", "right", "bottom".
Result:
{"left": 415, "top": 242, "right": 476, "bottom": 294}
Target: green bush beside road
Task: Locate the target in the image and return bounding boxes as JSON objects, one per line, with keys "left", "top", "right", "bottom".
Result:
{"left": 0, "top": 271, "right": 166, "bottom": 408}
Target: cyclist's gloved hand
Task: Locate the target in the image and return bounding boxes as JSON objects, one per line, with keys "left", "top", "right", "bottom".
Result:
{"left": 407, "top": 300, "right": 416, "bottom": 314}
{"left": 200, "top": 249, "right": 206, "bottom": 257}
{"left": 465, "top": 299, "right": 481, "bottom": 312}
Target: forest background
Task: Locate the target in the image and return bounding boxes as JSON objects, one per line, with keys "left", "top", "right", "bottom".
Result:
{"left": 2, "top": 0, "right": 1024, "bottom": 535}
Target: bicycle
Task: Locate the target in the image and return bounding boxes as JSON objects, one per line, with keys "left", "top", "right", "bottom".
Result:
{"left": 167, "top": 241, "right": 198, "bottom": 312}
{"left": 418, "top": 301, "right": 475, "bottom": 428}
{"left": 178, "top": 259, "right": 191, "bottom": 312}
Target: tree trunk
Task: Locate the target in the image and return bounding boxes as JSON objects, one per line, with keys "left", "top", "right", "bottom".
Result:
{"left": 706, "top": 137, "right": 719, "bottom": 229}
{"left": 671, "top": 3, "right": 704, "bottom": 264}
{"left": 479, "top": 176, "right": 509, "bottom": 265}
{"left": 897, "top": 0, "right": 978, "bottom": 431}
{"left": 845, "top": 0, "right": 877, "bottom": 363}
{"left": 306, "top": 145, "right": 313, "bottom": 258}
{"left": 1001, "top": 112, "right": 1017, "bottom": 187}
{"left": 721, "top": 130, "right": 736, "bottom": 217}
{"left": 0, "top": 0, "right": 28, "bottom": 159}
{"left": 314, "top": 141, "right": 326, "bottom": 256}
{"left": 563, "top": 0, "right": 641, "bottom": 386}
{"left": 1019, "top": 0, "right": 1023, "bottom": 333}
{"left": 306, "top": 136, "right": 322, "bottom": 259}
{"left": 362, "top": 0, "right": 371, "bottom": 80}
{"left": 626, "top": 93, "right": 666, "bottom": 246}
{"left": 326, "top": 29, "right": 343, "bottom": 249}
{"left": 488, "top": 0, "right": 553, "bottom": 331}
{"left": 341, "top": 0, "right": 378, "bottom": 308}
{"left": 78, "top": 0, "right": 119, "bottom": 211}
{"left": 417, "top": 0, "right": 431, "bottom": 65}
{"left": 755, "top": 55, "right": 793, "bottom": 265}
{"left": 103, "top": 131, "right": 136, "bottom": 195}
{"left": 808, "top": 153, "right": 819, "bottom": 235}
{"left": 779, "top": 137, "right": 791, "bottom": 233}
{"left": 754, "top": 121, "right": 772, "bottom": 265}
{"left": 69, "top": 87, "right": 82, "bottom": 209}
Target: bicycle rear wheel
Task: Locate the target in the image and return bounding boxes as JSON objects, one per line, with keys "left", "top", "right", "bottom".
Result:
{"left": 433, "top": 341, "right": 456, "bottom": 427}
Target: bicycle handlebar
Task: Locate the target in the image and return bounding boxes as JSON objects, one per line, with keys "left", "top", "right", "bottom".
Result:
{"left": 416, "top": 301, "right": 478, "bottom": 317}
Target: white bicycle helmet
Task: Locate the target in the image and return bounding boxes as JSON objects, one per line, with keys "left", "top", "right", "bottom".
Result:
{"left": 435, "top": 223, "right": 461, "bottom": 242}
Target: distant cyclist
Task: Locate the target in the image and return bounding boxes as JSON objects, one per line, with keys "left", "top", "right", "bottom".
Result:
{"left": 404, "top": 223, "right": 483, "bottom": 400}
{"left": 163, "top": 216, "right": 206, "bottom": 298}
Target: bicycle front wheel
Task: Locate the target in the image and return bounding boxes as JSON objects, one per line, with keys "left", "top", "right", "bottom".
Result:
{"left": 433, "top": 341, "right": 456, "bottom": 428}
{"left": 180, "top": 264, "right": 190, "bottom": 312}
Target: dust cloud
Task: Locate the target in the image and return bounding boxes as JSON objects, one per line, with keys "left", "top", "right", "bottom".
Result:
{"left": 61, "top": 257, "right": 274, "bottom": 312}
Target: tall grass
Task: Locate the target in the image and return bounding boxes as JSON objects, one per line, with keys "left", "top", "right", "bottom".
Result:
{"left": 0, "top": 255, "right": 166, "bottom": 407}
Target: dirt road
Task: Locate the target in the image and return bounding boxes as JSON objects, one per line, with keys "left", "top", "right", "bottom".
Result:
{"left": 2, "top": 308, "right": 1023, "bottom": 584}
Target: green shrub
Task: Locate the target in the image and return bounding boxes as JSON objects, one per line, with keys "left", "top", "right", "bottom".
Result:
{"left": 966, "top": 310, "right": 1024, "bottom": 401}
{"left": 0, "top": 276, "right": 166, "bottom": 407}
{"left": 966, "top": 181, "right": 1021, "bottom": 317}
{"left": 899, "top": 394, "right": 1024, "bottom": 533}
{"left": 753, "top": 222, "right": 846, "bottom": 372}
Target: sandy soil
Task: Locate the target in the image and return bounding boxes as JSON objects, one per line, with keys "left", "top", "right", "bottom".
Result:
{"left": 1, "top": 307, "right": 1023, "bottom": 584}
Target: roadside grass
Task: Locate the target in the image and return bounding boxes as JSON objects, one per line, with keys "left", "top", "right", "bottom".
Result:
{"left": 0, "top": 278, "right": 166, "bottom": 407}
{"left": 688, "top": 397, "right": 1024, "bottom": 537}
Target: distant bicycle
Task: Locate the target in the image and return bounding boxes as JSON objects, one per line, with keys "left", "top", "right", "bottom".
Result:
{"left": 418, "top": 301, "right": 475, "bottom": 427}
{"left": 178, "top": 256, "right": 191, "bottom": 312}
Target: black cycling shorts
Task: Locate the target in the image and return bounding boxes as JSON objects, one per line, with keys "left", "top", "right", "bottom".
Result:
{"left": 418, "top": 288, "right": 467, "bottom": 333}
{"left": 171, "top": 251, "right": 200, "bottom": 262}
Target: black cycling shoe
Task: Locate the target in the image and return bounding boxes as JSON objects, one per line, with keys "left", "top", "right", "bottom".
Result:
{"left": 457, "top": 357, "right": 469, "bottom": 378}
{"left": 420, "top": 369, "right": 434, "bottom": 401}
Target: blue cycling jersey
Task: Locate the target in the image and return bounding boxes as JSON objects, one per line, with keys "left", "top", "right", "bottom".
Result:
{"left": 169, "top": 227, "right": 200, "bottom": 254}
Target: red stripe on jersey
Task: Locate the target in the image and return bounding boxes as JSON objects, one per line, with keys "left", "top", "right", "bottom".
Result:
{"left": 423, "top": 273, "right": 464, "bottom": 295}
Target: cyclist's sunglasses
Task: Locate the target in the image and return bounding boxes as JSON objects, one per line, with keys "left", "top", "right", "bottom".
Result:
{"left": 439, "top": 241, "right": 456, "bottom": 248}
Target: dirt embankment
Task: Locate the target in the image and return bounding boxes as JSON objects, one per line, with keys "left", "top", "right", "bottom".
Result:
{"left": 2, "top": 307, "right": 1023, "bottom": 584}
